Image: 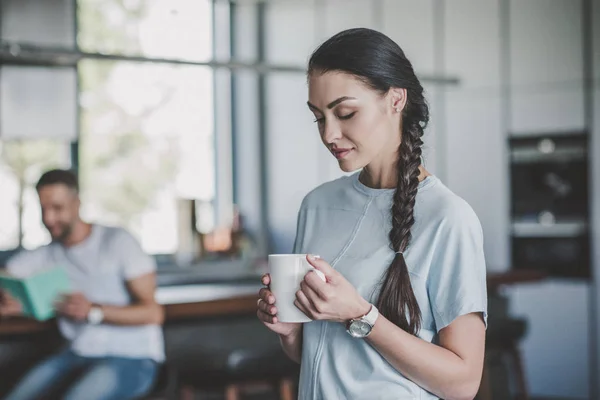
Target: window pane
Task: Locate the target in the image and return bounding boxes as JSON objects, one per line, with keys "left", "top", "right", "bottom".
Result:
{"left": 0, "top": 66, "right": 77, "bottom": 140}
{"left": 78, "top": 60, "right": 214, "bottom": 254}
{"left": 0, "top": 140, "right": 72, "bottom": 250}
{"left": 77, "top": 0, "right": 213, "bottom": 62}
{"left": 1, "top": 0, "right": 75, "bottom": 48}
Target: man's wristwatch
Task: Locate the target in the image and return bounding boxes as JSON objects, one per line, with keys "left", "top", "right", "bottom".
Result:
{"left": 87, "top": 306, "right": 104, "bottom": 325}
{"left": 346, "top": 304, "right": 379, "bottom": 338}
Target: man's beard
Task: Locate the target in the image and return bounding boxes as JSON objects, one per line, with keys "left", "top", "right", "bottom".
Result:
{"left": 49, "top": 223, "right": 74, "bottom": 244}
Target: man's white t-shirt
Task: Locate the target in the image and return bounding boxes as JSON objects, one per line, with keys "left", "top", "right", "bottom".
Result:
{"left": 7, "top": 224, "right": 165, "bottom": 362}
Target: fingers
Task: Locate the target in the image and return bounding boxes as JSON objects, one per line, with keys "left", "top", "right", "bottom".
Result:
{"left": 0, "top": 303, "right": 20, "bottom": 317}
{"left": 261, "top": 273, "right": 271, "bottom": 286}
{"left": 295, "top": 288, "right": 316, "bottom": 318}
{"left": 55, "top": 299, "right": 87, "bottom": 320}
{"left": 0, "top": 290, "right": 17, "bottom": 304}
{"left": 300, "top": 279, "right": 322, "bottom": 306}
{"left": 257, "top": 309, "right": 278, "bottom": 324}
{"left": 256, "top": 299, "right": 278, "bottom": 324}
{"left": 258, "top": 288, "right": 276, "bottom": 305}
{"left": 257, "top": 281, "right": 278, "bottom": 324}
{"left": 303, "top": 271, "right": 330, "bottom": 300}
{"left": 257, "top": 297, "right": 277, "bottom": 316}
{"left": 306, "top": 255, "right": 336, "bottom": 278}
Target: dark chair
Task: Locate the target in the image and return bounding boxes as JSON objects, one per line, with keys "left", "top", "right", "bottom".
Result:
{"left": 166, "top": 316, "right": 298, "bottom": 400}
{"left": 178, "top": 346, "right": 298, "bottom": 400}
{"left": 477, "top": 292, "right": 529, "bottom": 400}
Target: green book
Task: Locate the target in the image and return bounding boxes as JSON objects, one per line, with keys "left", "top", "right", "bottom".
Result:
{"left": 0, "top": 267, "right": 71, "bottom": 321}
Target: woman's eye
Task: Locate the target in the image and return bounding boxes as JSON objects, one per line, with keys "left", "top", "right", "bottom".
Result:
{"left": 338, "top": 112, "right": 356, "bottom": 120}
{"left": 313, "top": 117, "right": 325, "bottom": 125}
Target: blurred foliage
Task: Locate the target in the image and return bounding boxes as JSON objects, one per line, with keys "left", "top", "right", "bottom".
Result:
{"left": 77, "top": 0, "right": 179, "bottom": 228}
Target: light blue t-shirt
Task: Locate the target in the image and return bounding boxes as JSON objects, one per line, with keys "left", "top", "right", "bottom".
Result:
{"left": 293, "top": 173, "right": 487, "bottom": 400}
{"left": 7, "top": 225, "right": 165, "bottom": 362}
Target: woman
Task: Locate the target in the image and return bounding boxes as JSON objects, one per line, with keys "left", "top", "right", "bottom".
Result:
{"left": 257, "top": 28, "right": 487, "bottom": 400}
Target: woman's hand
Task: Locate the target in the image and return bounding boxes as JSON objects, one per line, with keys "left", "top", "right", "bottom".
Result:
{"left": 295, "top": 255, "right": 371, "bottom": 323}
{"left": 257, "top": 274, "right": 302, "bottom": 338}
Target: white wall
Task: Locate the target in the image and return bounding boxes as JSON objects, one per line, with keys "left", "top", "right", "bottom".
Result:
{"left": 265, "top": 73, "right": 324, "bottom": 251}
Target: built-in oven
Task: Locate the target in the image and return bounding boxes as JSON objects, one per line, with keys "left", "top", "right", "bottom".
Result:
{"left": 509, "top": 133, "right": 590, "bottom": 278}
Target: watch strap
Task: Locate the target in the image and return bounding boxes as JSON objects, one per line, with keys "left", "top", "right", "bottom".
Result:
{"left": 363, "top": 304, "right": 379, "bottom": 326}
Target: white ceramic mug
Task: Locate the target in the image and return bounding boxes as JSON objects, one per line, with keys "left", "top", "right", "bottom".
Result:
{"left": 268, "top": 254, "right": 326, "bottom": 323}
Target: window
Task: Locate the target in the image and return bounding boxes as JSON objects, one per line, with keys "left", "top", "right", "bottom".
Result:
{"left": 78, "top": 60, "right": 214, "bottom": 254}
{"left": 75, "top": 0, "right": 216, "bottom": 255}
{"left": 77, "top": 0, "right": 212, "bottom": 62}
{"left": 0, "top": 0, "right": 217, "bottom": 256}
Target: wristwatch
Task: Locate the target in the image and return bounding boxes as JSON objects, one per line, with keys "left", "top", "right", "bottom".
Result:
{"left": 346, "top": 304, "right": 379, "bottom": 338}
{"left": 87, "top": 306, "right": 104, "bottom": 325}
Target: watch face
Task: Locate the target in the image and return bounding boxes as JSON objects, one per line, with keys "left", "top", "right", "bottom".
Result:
{"left": 349, "top": 320, "right": 372, "bottom": 338}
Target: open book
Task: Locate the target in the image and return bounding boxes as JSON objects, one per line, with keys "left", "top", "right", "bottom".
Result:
{"left": 0, "top": 267, "right": 71, "bottom": 321}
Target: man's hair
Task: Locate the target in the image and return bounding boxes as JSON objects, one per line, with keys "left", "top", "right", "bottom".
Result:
{"left": 36, "top": 169, "right": 79, "bottom": 193}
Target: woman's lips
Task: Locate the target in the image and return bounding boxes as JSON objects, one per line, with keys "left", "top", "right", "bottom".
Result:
{"left": 332, "top": 148, "right": 353, "bottom": 159}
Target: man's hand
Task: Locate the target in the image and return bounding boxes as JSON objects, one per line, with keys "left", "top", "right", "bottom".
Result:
{"left": 0, "top": 290, "right": 23, "bottom": 318}
{"left": 55, "top": 292, "right": 93, "bottom": 322}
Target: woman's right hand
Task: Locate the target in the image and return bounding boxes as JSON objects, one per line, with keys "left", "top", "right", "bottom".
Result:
{"left": 257, "top": 274, "right": 302, "bottom": 338}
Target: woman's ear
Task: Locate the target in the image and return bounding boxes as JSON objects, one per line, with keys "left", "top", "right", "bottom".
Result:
{"left": 390, "top": 88, "right": 407, "bottom": 114}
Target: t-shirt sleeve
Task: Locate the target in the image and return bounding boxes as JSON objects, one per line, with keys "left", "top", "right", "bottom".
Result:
{"left": 427, "top": 202, "right": 488, "bottom": 332}
{"left": 112, "top": 229, "right": 156, "bottom": 281}
{"left": 5, "top": 248, "right": 52, "bottom": 278}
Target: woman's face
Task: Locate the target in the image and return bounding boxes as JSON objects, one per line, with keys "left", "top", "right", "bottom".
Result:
{"left": 307, "top": 71, "right": 403, "bottom": 173}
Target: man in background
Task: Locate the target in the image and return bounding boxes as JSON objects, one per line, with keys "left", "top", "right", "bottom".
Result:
{"left": 0, "top": 169, "right": 164, "bottom": 400}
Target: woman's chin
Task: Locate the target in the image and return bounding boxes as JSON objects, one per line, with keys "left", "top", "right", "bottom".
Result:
{"left": 338, "top": 161, "right": 362, "bottom": 173}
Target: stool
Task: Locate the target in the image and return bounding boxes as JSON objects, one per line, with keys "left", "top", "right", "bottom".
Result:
{"left": 478, "top": 317, "right": 528, "bottom": 400}
{"left": 178, "top": 346, "right": 298, "bottom": 400}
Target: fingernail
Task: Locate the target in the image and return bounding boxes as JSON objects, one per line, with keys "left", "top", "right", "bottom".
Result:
{"left": 308, "top": 254, "right": 319, "bottom": 260}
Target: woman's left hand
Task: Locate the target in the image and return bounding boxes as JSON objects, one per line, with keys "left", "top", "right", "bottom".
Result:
{"left": 295, "top": 255, "right": 371, "bottom": 323}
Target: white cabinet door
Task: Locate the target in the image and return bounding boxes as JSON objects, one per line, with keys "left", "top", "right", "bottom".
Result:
{"left": 509, "top": 0, "right": 585, "bottom": 134}
{"left": 508, "top": 281, "right": 591, "bottom": 399}
{"left": 442, "top": 0, "right": 508, "bottom": 272}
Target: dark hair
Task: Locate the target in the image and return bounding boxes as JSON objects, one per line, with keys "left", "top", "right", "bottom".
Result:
{"left": 36, "top": 169, "right": 79, "bottom": 193}
{"left": 308, "top": 28, "right": 429, "bottom": 335}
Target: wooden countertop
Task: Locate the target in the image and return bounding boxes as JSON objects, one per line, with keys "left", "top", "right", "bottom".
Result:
{"left": 487, "top": 269, "right": 547, "bottom": 291}
{"left": 0, "top": 282, "right": 262, "bottom": 336}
